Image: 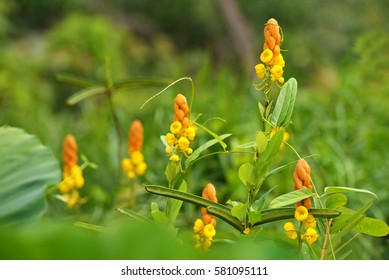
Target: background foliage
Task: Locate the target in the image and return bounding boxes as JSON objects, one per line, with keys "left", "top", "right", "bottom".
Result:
{"left": 0, "top": 0, "right": 388, "bottom": 259}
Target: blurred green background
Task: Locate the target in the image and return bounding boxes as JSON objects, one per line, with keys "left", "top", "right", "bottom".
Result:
{"left": 0, "top": 0, "right": 388, "bottom": 259}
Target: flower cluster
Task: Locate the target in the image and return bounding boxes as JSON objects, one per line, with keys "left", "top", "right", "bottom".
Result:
{"left": 58, "top": 134, "right": 85, "bottom": 208}
{"left": 284, "top": 159, "right": 318, "bottom": 245}
{"left": 165, "top": 94, "right": 196, "bottom": 161}
{"left": 193, "top": 219, "right": 216, "bottom": 251}
{"left": 193, "top": 183, "right": 218, "bottom": 250}
{"left": 255, "top": 18, "right": 285, "bottom": 85}
{"left": 122, "top": 120, "right": 147, "bottom": 179}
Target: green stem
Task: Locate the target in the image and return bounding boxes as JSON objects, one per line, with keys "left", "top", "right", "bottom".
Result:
{"left": 145, "top": 185, "right": 340, "bottom": 233}
{"left": 105, "top": 58, "right": 123, "bottom": 188}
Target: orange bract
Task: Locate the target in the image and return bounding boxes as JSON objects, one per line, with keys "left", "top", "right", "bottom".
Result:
{"left": 173, "top": 94, "right": 190, "bottom": 129}
{"left": 263, "top": 18, "right": 281, "bottom": 57}
{"left": 293, "top": 159, "right": 313, "bottom": 209}
{"left": 129, "top": 120, "right": 144, "bottom": 153}
{"left": 62, "top": 134, "right": 78, "bottom": 172}
{"left": 201, "top": 183, "right": 218, "bottom": 227}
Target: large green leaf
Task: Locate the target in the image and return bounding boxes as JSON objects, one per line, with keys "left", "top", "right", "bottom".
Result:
{"left": 269, "top": 188, "right": 312, "bottom": 208}
{"left": 324, "top": 186, "right": 378, "bottom": 200}
{"left": 270, "top": 78, "right": 297, "bottom": 127}
{"left": 254, "top": 129, "right": 284, "bottom": 190}
{"left": 337, "top": 207, "right": 389, "bottom": 237}
{"left": 0, "top": 127, "right": 61, "bottom": 227}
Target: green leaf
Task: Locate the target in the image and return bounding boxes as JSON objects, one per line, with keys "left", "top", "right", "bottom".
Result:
{"left": 66, "top": 86, "right": 106, "bottom": 105}
{"left": 150, "top": 202, "right": 169, "bottom": 226}
{"left": 337, "top": 207, "right": 389, "bottom": 237}
{"left": 73, "top": 221, "right": 105, "bottom": 233}
{"left": 185, "top": 134, "right": 231, "bottom": 168}
{"left": 194, "top": 121, "right": 228, "bottom": 151}
{"left": 324, "top": 186, "right": 378, "bottom": 200}
{"left": 238, "top": 162, "right": 255, "bottom": 187}
{"left": 282, "top": 78, "right": 298, "bottom": 126}
{"left": 254, "top": 129, "right": 284, "bottom": 190}
{"left": 270, "top": 78, "right": 297, "bottom": 127}
{"left": 117, "top": 208, "right": 152, "bottom": 224}
{"left": 164, "top": 160, "right": 181, "bottom": 185}
{"left": 0, "top": 127, "right": 61, "bottom": 227}
{"left": 248, "top": 210, "right": 262, "bottom": 224}
{"left": 258, "top": 102, "right": 265, "bottom": 119}
{"left": 269, "top": 188, "right": 312, "bottom": 208}
{"left": 325, "top": 193, "right": 348, "bottom": 209}
{"left": 251, "top": 186, "right": 278, "bottom": 212}
{"left": 166, "top": 180, "right": 187, "bottom": 223}
{"left": 255, "top": 131, "right": 268, "bottom": 153}
{"left": 230, "top": 202, "right": 248, "bottom": 221}
{"left": 331, "top": 200, "right": 374, "bottom": 234}
{"left": 56, "top": 73, "right": 99, "bottom": 88}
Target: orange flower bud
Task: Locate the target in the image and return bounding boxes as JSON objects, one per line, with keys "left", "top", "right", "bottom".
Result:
{"left": 201, "top": 183, "right": 218, "bottom": 226}
{"left": 173, "top": 94, "right": 190, "bottom": 129}
{"left": 62, "top": 134, "right": 78, "bottom": 172}
{"left": 129, "top": 120, "right": 144, "bottom": 153}
{"left": 293, "top": 159, "right": 313, "bottom": 209}
{"left": 264, "top": 18, "right": 281, "bottom": 57}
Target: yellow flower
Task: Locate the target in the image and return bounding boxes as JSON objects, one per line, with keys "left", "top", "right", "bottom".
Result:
{"left": 131, "top": 151, "right": 144, "bottom": 165}
{"left": 284, "top": 222, "right": 298, "bottom": 240}
{"left": 271, "top": 64, "right": 284, "bottom": 80}
{"left": 66, "top": 165, "right": 84, "bottom": 189}
{"left": 122, "top": 158, "right": 133, "bottom": 171}
{"left": 185, "top": 127, "right": 196, "bottom": 141}
{"left": 287, "top": 231, "right": 298, "bottom": 240}
{"left": 255, "top": 63, "right": 266, "bottom": 79}
{"left": 302, "top": 228, "right": 318, "bottom": 245}
{"left": 303, "top": 214, "right": 317, "bottom": 229}
{"left": 273, "top": 53, "right": 285, "bottom": 67}
{"left": 295, "top": 206, "right": 309, "bottom": 222}
{"left": 135, "top": 161, "right": 147, "bottom": 176}
{"left": 169, "top": 154, "right": 179, "bottom": 162}
{"left": 187, "top": 148, "right": 193, "bottom": 155}
{"left": 170, "top": 121, "right": 182, "bottom": 135}
{"left": 203, "top": 224, "right": 216, "bottom": 240}
{"left": 284, "top": 222, "right": 296, "bottom": 232}
{"left": 166, "top": 133, "right": 176, "bottom": 147}
{"left": 260, "top": 49, "right": 273, "bottom": 63}
{"left": 243, "top": 228, "right": 251, "bottom": 235}
{"left": 193, "top": 219, "right": 204, "bottom": 233}
{"left": 204, "top": 239, "right": 212, "bottom": 250}
{"left": 178, "top": 136, "right": 190, "bottom": 152}
{"left": 127, "top": 171, "right": 136, "bottom": 179}
{"left": 64, "top": 190, "right": 80, "bottom": 208}
{"left": 58, "top": 180, "right": 72, "bottom": 194}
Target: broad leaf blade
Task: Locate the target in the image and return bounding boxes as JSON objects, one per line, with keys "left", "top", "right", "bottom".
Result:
{"left": 324, "top": 186, "right": 378, "bottom": 200}
{"left": 0, "top": 127, "right": 61, "bottom": 227}
{"left": 269, "top": 188, "right": 312, "bottom": 208}
{"left": 337, "top": 207, "right": 389, "bottom": 237}
{"left": 282, "top": 78, "right": 298, "bottom": 126}
{"left": 325, "top": 193, "right": 348, "bottom": 209}
{"left": 238, "top": 162, "right": 255, "bottom": 187}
